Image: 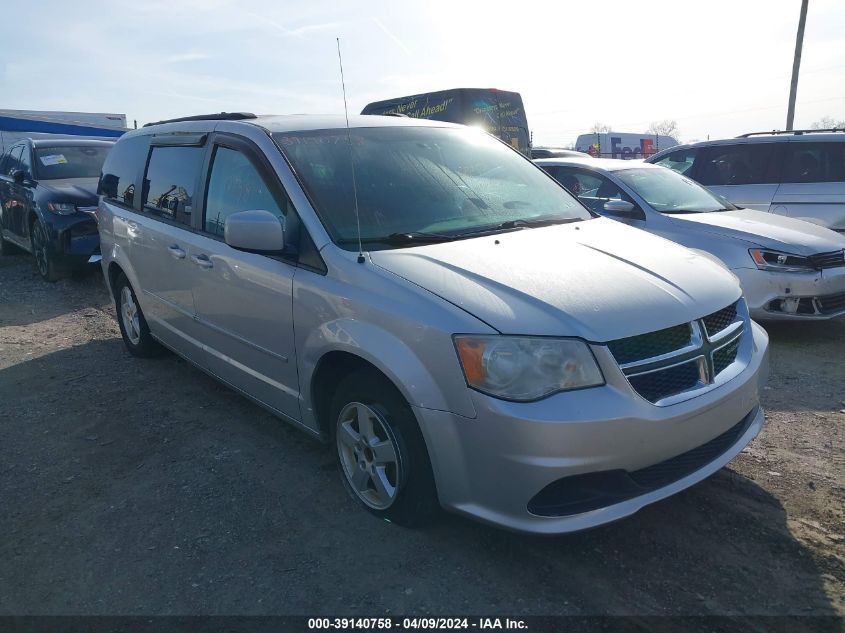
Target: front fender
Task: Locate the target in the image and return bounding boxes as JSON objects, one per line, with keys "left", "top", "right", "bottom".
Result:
{"left": 101, "top": 238, "right": 145, "bottom": 310}
{"left": 297, "top": 318, "right": 477, "bottom": 432}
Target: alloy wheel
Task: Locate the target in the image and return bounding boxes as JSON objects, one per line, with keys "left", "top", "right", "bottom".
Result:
{"left": 336, "top": 402, "right": 401, "bottom": 510}
{"left": 120, "top": 286, "right": 142, "bottom": 346}
{"left": 32, "top": 223, "right": 49, "bottom": 277}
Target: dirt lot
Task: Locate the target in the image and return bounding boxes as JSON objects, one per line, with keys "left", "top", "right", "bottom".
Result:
{"left": 0, "top": 250, "right": 843, "bottom": 622}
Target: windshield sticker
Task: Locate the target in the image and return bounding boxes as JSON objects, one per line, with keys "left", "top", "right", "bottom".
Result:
{"left": 39, "top": 154, "right": 68, "bottom": 166}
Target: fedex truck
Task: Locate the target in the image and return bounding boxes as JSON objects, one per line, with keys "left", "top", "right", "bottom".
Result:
{"left": 575, "top": 132, "right": 678, "bottom": 160}
{"left": 0, "top": 110, "right": 127, "bottom": 154}
{"left": 362, "top": 88, "right": 531, "bottom": 156}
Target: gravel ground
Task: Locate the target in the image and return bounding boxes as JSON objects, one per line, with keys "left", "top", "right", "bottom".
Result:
{"left": 0, "top": 251, "right": 843, "bottom": 622}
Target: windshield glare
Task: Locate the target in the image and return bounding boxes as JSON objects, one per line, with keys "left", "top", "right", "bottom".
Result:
{"left": 34, "top": 145, "right": 110, "bottom": 180}
{"left": 273, "top": 127, "right": 590, "bottom": 249}
{"left": 615, "top": 167, "right": 735, "bottom": 214}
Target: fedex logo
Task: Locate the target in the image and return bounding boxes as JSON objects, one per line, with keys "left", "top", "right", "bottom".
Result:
{"left": 611, "top": 137, "right": 656, "bottom": 159}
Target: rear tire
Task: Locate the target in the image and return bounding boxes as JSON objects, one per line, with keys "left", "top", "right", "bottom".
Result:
{"left": 113, "top": 273, "right": 164, "bottom": 358}
{"left": 30, "top": 220, "right": 60, "bottom": 282}
{"left": 330, "top": 369, "right": 440, "bottom": 527}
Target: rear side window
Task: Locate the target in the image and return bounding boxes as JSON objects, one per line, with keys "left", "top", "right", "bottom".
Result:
{"left": 142, "top": 146, "right": 204, "bottom": 226}
{"left": 782, "top": 142, "right": 845, "bottom": 183}
{"left": 652, "top": 147, "right": 698, "bottom": 176}
{"left": 697, "top": 144, "right": 777, "bottom": 186}
{"left": 99, "top": 136, "right": 149, "bottom": 207}
{"left": 203, "top": 145, "right": 294, "bottom": 236}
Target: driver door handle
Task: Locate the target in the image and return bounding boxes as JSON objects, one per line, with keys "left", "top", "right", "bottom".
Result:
{"left": 167, "top": 245, "right": 186, "bottom": 260}
{"left": 190, "top": 254, "right": 213, "bottom": 269}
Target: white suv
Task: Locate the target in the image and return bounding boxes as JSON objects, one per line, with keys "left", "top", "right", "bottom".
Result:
{"left": 647, "top": 130, "right": 845, "bottom": 233}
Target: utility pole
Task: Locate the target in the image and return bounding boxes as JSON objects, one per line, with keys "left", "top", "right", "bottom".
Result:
{"left": 786, "top": 0, "right": 809, "bottom": 131}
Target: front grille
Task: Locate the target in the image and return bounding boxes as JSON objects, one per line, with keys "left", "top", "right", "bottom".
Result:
{"left": 627, "top": 360, "right": 701, "bottom": 403}
{"left": 702, "top": 302, "right": 738, "bottom": 337}
{"left": 713, "top": 336, "right": 741, "bottom": 376}
{"left": 808, "top": 250, "right": 845, "bottom": 270}
{"left": 606, "top": 323, "right": 691, "bottom": 365}
{"left": 818, "top": 291, "right": 845, "bottom": 314}
{"left": 606, "top": 301, "right": 745, "bottom": 405}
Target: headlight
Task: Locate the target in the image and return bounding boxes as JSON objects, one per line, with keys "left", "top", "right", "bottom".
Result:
{"left": 454, "top": 335, "right": 604, "bottom": 401}
{"left": 749, "top": 248, "right": 814, "bottom": 272}
{"left": 46, "top": 202, "right": 77, "bottom": 216}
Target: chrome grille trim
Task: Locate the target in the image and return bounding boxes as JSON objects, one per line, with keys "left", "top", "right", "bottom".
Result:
{"left": 619, "top": 322, "right": 704, "bottom": 373}
{"left": 808, "top": 249, "right": 845, "bottom": 270}
{"left": 606, "top": 300, "right": 750, "bottom": 406}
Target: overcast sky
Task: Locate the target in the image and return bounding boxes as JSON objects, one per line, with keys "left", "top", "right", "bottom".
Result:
{"left": 2, "top": 0, "right": 843, "bottom": 145}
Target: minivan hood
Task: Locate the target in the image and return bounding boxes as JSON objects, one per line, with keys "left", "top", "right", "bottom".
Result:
{"left": 670, "top": 209, "right": 845, "bottom": 254}
{"left": 370, "top": 218, "right": 740, "bottom": 341}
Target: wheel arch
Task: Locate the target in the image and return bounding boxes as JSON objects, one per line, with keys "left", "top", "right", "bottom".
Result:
{"left": 27, "top": 208, "right": 39, "bottom": 234}
{"left": 106, "top": 260, "right": 126, "bottom": 298}
{"left": 303, "top": 320, "right": 465, "bottom": 437}
{"left": 310, "top": 351, "right": 396, "bottom": 437}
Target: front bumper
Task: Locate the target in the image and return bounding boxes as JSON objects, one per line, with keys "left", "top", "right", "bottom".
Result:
{"left": 735, "top": 266, "right": 845, "bottom": 320}
{"left": 43, "top": 213, "right": 101, "bottom": 270}
{"left": 414, "top": 321, "right": 769, "bottom": 534}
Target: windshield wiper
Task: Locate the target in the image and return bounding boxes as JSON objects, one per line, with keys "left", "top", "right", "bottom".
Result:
{"left": 664, "top": 208, "right": 732, "bottom": 215}
{"left": 337, "top": 231, "right": 455, "bottom": 246}
{"left": 452, "top": 216, "right": 581, "bottom": 238}
{"left": 336, "top": 217, "right": 582, "bottom": 247}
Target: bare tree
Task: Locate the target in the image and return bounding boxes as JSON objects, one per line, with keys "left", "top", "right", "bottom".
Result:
{"left": 810, "top": 115, "right": 845, "bottom": 129}
{"left": 647, "top": 119, "right": 680, "bottom": 138}
{"left": 590, "top": 122, "right": 612, "bottom": 134}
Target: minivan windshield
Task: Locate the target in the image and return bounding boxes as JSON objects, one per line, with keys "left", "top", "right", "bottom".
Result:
{"left": 34, "top": 145, "right": 111, "bottom": 180}
{"left": 615, "top": 167, "right": 736, "bottom": 214}
{"left": 273, "top": 126, "right": 591, "bottom": 250}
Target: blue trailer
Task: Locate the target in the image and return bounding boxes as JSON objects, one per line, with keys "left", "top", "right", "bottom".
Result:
{"left": 0, "top": 110, "right": 127, "bottom": 154}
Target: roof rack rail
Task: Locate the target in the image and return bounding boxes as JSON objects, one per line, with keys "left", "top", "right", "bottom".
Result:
{"left": 737, "top": 128, "right": 844, "bottom": 138}
{"left": 143, "top": 112, "right": 257, "bottom": 127}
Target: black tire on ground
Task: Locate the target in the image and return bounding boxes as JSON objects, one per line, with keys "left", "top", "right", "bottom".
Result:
{"left": 30, "top": 220, "right": 60, "bottom": 282}
{"left": 112, "top": 272, "right": 164, "bottom": 358}
{"left": 330, "top": 368, "right": 440, "bottom": 527}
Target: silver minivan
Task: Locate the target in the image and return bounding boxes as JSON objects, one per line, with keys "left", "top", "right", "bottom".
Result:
{"left": 647, "top": 130, "right": 845, "bottom": 233}
{"left": 97, "top": 113, "right": 769, "bottom": 534}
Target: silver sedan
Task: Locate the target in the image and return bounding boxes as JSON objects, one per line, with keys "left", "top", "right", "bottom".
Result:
{"left": 537, "top": 157, "right": 845, "bottom": 320}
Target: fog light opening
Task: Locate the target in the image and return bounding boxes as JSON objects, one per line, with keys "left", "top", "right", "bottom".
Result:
{"left": 769, "top": 297, "right": 819, "bottom": 315}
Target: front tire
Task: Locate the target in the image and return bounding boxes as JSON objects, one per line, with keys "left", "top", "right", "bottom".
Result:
{"left": 113, "top": 273, "right": 164, "bottom": 358}
{"left": 30, "top": 220, "right": 60, "bottom": 282}
{"left": 331, "top": 370, "right": 439, "bottom": 527}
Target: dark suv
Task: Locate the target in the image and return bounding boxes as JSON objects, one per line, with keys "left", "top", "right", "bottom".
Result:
{"left": 0, "top": 138, "right": 113, "bottom": 280}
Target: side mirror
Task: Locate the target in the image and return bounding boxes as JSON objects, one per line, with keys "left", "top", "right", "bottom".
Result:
{"left": 11, "top": 169, "right": 31, "bottom": 185}
{"left": 224, "top": 210, "right": 285, "bottom": 253}
{"left": 602, "top": 199, "right": 643, "bottom": 220}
